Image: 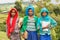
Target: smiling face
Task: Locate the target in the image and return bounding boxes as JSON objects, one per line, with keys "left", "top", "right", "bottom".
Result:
{"left": 28, "top": 9, "right": 33, "bottom": 16}
{"left": 10, "top": 10, "right": 16, "bottom": 17}
{"left": 42, "top": 12, "right": 47, "bottom": 16}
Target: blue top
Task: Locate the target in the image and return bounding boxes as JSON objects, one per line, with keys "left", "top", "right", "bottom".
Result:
{"left": 37, "top": 8, "right": 57, "bottom": 35}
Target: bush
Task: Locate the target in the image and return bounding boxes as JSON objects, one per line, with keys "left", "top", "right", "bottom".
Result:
{"left": 14, "top": 1, "right": 22, "bottom": 12}
{"left": 0, "top": 22, "right": 6, "bottom": 32}
{"left": 0, "top": 9, "right": 2, "bottom": 12}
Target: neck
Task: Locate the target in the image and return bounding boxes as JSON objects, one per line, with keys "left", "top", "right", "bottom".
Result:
{"left": 11, "top": 16, "right": 14, "bottom": 18}
{"left": 29, "top": 15, "right": 33, "bottom": 18}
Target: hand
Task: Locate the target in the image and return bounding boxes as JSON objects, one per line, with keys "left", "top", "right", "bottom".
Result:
{"left": 22, "top": 32, "right": 25, "bottom": 38}
{"left": 22, "top": 31, "right": 28, "bottom": 39}
{"left": 49, "top": 27, "right": 52, "bottom": 29}
{"left": 7, "top": 33, "right": 11, "bottom": 39}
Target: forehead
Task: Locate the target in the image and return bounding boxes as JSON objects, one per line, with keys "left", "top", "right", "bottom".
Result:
{"left": 11, "top": 10, "right": 15, "bottom": 12}
{"left": 42, "top": 12, "right": 47, "bottom": 14}
{"left": 28, "top": 9, "right": 33, "bottom": 11}
{"left": 43, "top": 12, "right": 47, "bottom": 13}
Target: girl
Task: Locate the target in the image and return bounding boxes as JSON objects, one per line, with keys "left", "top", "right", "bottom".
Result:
{"left": 20, "top": 5, "right": 38, "bottom": 40}
{"left": 6, "top": 8, "right": 20, "bottom": 40}
{"left": 37, "top": 8, "right": 57, "bottom": 40}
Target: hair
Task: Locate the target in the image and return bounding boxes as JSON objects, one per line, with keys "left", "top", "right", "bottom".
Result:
{"left": 28, "top": 8, "right": 32, "bottom": 12}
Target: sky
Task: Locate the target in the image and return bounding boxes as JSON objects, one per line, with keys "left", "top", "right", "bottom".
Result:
{"left": 0, "top": 0, "right": 60, "bottom": 4}
{"left": 0, "top": 0, "right": 16, "bottom": 4}
{"left": 0, "top": 0, "right": 38, "bottom": 4}
{"left": 50, "top": 0, "right": 60, "bottom": 4}
{"left": 22, "top": 0, "right": 38, "bottom": 2}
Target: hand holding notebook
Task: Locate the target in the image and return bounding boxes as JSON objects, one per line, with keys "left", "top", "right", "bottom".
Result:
{"left": 42, "top": 21, "right": 50, "bottom": 31}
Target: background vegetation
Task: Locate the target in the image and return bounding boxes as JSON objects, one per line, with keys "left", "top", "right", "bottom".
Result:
{"left": 0, "top": 0, "right": 60, "bottom": 40}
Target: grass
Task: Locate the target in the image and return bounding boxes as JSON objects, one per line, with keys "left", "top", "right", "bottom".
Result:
{"left": 0, "top": 14, "right": 7, "bottom": 23}
{"left": 0, "top": 31, "right": 9, "bottom": 40}
{"left": 0, "top": 14, "right": 9, "bottom": 40}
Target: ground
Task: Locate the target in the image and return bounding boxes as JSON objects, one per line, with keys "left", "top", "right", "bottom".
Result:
{"left": 0, "top": 31, "right": 9, "bottom": 40}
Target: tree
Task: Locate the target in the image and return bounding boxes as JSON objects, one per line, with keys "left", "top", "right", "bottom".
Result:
{"left": 53, "top": 6, "right": 60, "bottom": 16}
{"left": 14, "top": 1, "right": 22, "bottom": 12}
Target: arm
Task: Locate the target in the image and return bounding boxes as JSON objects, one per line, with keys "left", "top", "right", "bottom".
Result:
{"left": 20, "top": 16, "right": 27, "bottom": 34}
{"left": 37, "top": 18, "right": 40, "bottom": 30}
{"left": 37, "top": 18, "right": 43, "bottom": 31}
{"left": 18, "top": 18, "right": 23, "bottom": 29}
{"left": 42, "top": 18, "right": 57, "bottom": 29}
{"left": 50, "top": 18, "right": 57, "bottom": 28}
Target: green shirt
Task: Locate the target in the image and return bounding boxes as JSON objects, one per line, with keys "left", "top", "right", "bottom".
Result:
{"left": 20, "top": 16, "right": 38, "bottom": 34}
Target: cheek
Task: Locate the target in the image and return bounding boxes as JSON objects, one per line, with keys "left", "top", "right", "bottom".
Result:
{"left": 42, "top": 14, "right": 44, "bottom": 16}
{"left": 29, "top": 12, "right": 33, "bottom": 14}
{"left": 45, "top": 13, "right": 47, "bottom": 15}
{"left": 42, "top": 13, "right": 47, "bottom": 16}
{"left": 11, "top": 13, "right": 15, "bottom": 16}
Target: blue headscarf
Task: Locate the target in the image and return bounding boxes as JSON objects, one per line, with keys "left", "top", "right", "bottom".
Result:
{"left": 40, "top": 7, "right": 49, "bottom": 17}
{"left": 40, "top": 7, "right": 50, "bottom": 21}
{"left": 25, "top": 5, "right": 34, "bottom": 16}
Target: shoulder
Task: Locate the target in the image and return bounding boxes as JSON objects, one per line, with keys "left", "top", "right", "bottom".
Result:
{"left": 38, "top": 17, "right": 42, "bottom": 20}
{"left": 48, "top": 16, "right": 54, "bottom": 20}
{"left": 23, "top": 16, "right": 28, "bottom": 21}
{"left": 24, "top": 16, "right": 28, "bottom": 19}
{"left": 19, "top": 18, "right": 23, "bottom": 22}
{"left": 34, "top": 16, "right": 38, "bottom": 19}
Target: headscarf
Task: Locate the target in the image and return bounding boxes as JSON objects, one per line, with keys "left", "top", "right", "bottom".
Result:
{"left": 25, "top": 5, "right": 34, "bottom": 16}
{"left": 6, "top": 8, "right": 18, "bottom": 37}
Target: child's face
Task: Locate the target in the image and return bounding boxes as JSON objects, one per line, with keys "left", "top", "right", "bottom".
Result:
{"left": 42, "top": 12, "right": 47, "bottom": 16}
{"left": 11, "top": 10, "right": 16, "bottom": 17}
{"left": 28, "top": 9, "right": 33, "bottom": 16}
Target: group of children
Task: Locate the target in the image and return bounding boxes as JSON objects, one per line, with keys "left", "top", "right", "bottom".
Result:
{"left": 6, "top": 5, "right": 57, "bottom": 40}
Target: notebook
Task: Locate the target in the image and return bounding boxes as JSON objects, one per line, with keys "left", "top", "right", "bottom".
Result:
{"left": 42, "top": 21, "right": 50, "bottom": 31}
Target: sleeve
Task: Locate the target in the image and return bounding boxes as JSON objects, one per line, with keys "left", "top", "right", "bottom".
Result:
{"left": 37, "top": 18, "right": 42, "bottom": 31}
{"left": 20, "top": 16, "right": 27, "bottom": 34}
{"left": 37, "top": 18, "right": 41, "bottom": 29}
{"left": 50, "top": 17, "right": 57, "bottom": 28}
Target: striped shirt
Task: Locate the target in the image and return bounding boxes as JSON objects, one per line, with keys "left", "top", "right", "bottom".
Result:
{"left": 26, "top": 17, "right": 36, "bottom": 31}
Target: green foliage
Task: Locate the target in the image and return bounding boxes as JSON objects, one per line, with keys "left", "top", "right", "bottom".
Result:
{"left": 34, "top": 6, "right": 40, "bottom": 17}
{"left": 0, "top": 9, "right": 2, "bottom": 12}
{"left": 19, "top": 13, "right": 25, "bottom": 17}
{"left": 14, "top": 1, "right": 22, "bottom": 12}
{"left": 55, "top": 20, "right": 60, "bottom": 40}
{"left": 0, "top": 31, "right": 9, "bottom": 40}
{"left": 53, "top": 6, "right": 60, "bottom": 16}
{"left": 0, "top": 14, "right": 7, "bottom": 32}
{"left": 0, "top": 0, "right": 60, "bottom": 40}
{"left": 0, "top": 22, "right": 6, "bottom": 32}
